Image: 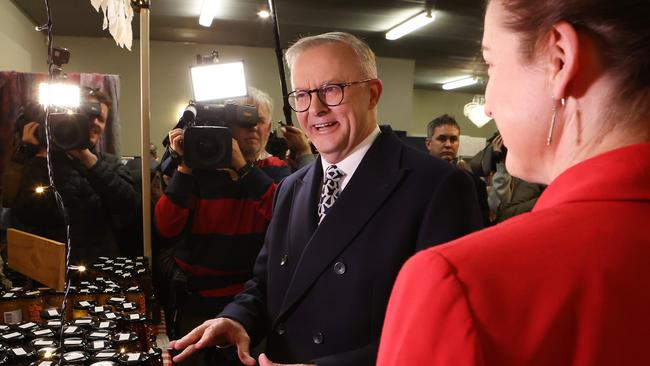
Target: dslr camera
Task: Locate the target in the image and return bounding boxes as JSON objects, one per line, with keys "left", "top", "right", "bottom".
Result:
{"left": 164, "top": 101, "right": 258, "bottom": 171}
{"left": 15, "top": 101, "right": 103, "bottom": 151}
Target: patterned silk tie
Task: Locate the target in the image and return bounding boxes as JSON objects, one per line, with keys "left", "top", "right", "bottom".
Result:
{"left": 318, "top": 165, "right": 345, "bottom": 224}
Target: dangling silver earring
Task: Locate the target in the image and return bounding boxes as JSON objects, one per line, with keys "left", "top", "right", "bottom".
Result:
{"left": 546, "top": 97, "right": 565, "bottom": 146}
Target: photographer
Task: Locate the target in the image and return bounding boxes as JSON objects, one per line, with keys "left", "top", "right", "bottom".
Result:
{"left": 154, "top": 87, "right": 291, "bottom": 366}
{"left": 5, "top": 88, "right": 138, "bottom": 263}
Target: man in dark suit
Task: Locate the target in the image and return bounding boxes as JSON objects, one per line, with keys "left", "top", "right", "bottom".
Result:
{"left": 169, "top": 32, "right": 483, "bottom": 366}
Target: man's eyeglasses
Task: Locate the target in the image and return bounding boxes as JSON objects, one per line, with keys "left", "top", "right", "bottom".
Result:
{"left": 286, "top": 78, "right": 376, "bottom": 113}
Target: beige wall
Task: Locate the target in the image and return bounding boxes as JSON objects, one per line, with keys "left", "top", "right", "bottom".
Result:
{"left": 410, "top": 88, "right": 497, "bottom": 138}
{"left": 0, "top": 1, "right": 47, "bottom": 72}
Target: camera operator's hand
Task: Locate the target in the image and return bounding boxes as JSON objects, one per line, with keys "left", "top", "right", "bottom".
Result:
{"left": 283, "top": 125, "right": 312, "bottom": 157}
{"left": 169, "top": 128, "right": 192, "bottom": 174}
{"left": 168, "top": 317, "right": 256, "bottom": 365}
{"left": 22, "top": 121, "right": 41, "bottom": 146}
{"left": 68, "top": 149, "right": 98, "bottom": 168}
{"left": 491, "top": 134, "right": 504, "bottom": 153}
{"left": 231, "top": 138, "right": 247, "bottom": 171}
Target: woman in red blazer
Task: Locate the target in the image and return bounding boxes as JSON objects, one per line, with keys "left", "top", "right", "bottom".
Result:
{"left": 377, "top": 0, "right": 650, "bottom": 365}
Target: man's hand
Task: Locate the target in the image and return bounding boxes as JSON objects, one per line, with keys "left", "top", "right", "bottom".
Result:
{"left": 258, "top": 353, "right": 315, "bottom": 366}
{"left": 491, "top": 134, "right": 503, "bottom": 153}
{"left": 22, "top": 121, "right": 41, "bottom": 146}
{"left": 68, "top": 149, "right": 98, "bottom": 168}
{"left": 169, "top": 128, "right": 192, "bottom": 174}
{"left": 231, "top": 138, "right": 247, "bottom": 170}
{"left": 283, "top": 126, "right": 312, "bottom": 157}
{"left": 168, "top": 317, "right": 256, "bottom": 365}
{"left": 169, "top": 128, "right": 185, "bottom": 156}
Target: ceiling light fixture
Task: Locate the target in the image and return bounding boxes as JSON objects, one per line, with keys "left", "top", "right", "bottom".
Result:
{"left": 386, "top": 0, "right": 436, "bottom": 40}
{"left": 257, "top": 9, "right": 271, "bottom": 19}
{"left": 385, "top": 10, "right": 436, "bottom": 40}
{"left": 199, "top": 0, "right": 218, "bottom": 27}
{"left": 464, "top": 95, "right": 492, "bottom": 128}
{"left": 442, "top": 76, "right": 479, "bottom": 90}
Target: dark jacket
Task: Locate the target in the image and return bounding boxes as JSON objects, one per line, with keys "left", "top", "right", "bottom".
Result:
{"left": 11, "top": 150, "right": 137, "bottom": 262}
{"left": 219, "top": 127, "right": 484, "bottom": 365}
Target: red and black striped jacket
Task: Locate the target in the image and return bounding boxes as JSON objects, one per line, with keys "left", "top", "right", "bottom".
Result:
{"left": 154, "top": 156, "right": 291, "bottom": 298}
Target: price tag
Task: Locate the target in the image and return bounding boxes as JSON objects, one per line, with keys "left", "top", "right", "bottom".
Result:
{"left": 94, "top": 306, "right": 105, "bottom": 312}
{"left": 4, "top": 332, "right": 20, "bottom": 338}
{"left": 76, "top": 318, "right": 92, "bottom": 324}
{"left": 97, "top": 352, "right": 115, "bottom": 358}
{"left": 35, "top": 340, "right": 53, "bottom": 346}
{"left": 65, "top": 326, "right": 77, "bottom": 333}
{"left": 124, "top": 303, "right": 134, "bottom": 309}
{"left": 99, "top": 321, "right": 110, "bottom": 328}
{"left": 118, "top": 333, "right": 130, "bottom": 341}
{"left": 94, "top": 341, "right": 104, "bottom": 349}
{"left": 106, "top": 313, "right": 117, "bottom": 319}
{"left": 129, "top": 314, "right": 139, "bottom": 320}
{"left": 34, "top": 329, "right": 51, "bottom": 335}
{"left": 47, "top": 309, "right": 59, "bottom": 316}
{"left": 13, "top": 347, "right": 27, "bottom": 355}
{"left": 19, "top": 322, "right": 37, "bottom": 329}
{"left": 109, "top": 297, "right": 125, "bottom": 303}
{"left": 80, "top": 301, "right": 91, "bottom": 307}
{"left": 128, "top": 353, "right": 140, "bottom": 361}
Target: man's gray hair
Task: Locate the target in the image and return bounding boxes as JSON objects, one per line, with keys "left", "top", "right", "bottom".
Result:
{"left": 285, "top": 32, "right": 378, "bottom": 79}
{"left": 233, "top": 86, "right": 273, "bottom": 118}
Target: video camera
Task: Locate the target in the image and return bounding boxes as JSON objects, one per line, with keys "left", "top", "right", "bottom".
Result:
{"left": 176, "top": 101, "right": 258, "bottom": 170}
{"left": 15, "top": 100, "right": 103, "bottom": 151}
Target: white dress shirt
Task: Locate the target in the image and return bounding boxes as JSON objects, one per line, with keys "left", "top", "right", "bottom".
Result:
{"left": 321, "top": 125, "right": 381, "bottom": 192}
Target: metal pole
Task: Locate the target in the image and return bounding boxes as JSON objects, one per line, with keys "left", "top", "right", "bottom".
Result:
{"left": 136, "top": 0, "right": 152, "bottom": 267}
{"left": 268, "top": 0, "right": 293, "bottom": 126}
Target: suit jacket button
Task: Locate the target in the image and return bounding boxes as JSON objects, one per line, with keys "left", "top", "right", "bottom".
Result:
{"left": 276, "top": 323, "right": 286, "bottom": 335}
{"left": 333, "top": 262, "right": 346, "bottom": 275}
{"left": 280, "top": 255, "right": 288, "bottom": 266}
{"left": 312, "top": 332, "right": 324, "bottom": 344}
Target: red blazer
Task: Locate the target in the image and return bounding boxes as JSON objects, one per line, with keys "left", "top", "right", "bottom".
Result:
{"left": 378, "top": 143, "right": 650, "bottom": 366}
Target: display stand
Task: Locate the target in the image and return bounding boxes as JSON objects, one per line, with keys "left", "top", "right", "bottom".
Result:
{"left": 6, "top": 228, "right": 65, "bottom": 290}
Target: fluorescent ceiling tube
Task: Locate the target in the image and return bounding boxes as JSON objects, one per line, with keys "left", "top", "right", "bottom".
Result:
{"left": 442, "top": 76, "right": 478, "bottom": 90}
{"left": 199, "top": 0, "right": 218, "bottom": 27}
{"left": 386, "top": 11, "right": 436, "bottom": 40}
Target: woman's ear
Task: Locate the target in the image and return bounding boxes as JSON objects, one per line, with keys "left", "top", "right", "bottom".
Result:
{"left": 546, "top": 21, "right": 580, "bottom": 100}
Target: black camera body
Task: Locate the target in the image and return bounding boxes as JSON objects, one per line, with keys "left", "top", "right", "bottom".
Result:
{"left": 180, "top": 102, "right": 258, "bottom": 170}
{"left": 15, "top": 101, "right": 102, "bottom": 151}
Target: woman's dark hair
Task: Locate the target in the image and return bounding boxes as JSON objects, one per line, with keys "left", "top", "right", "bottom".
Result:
{"left": 488, "top": 0, "right": 650, "bottom": 119}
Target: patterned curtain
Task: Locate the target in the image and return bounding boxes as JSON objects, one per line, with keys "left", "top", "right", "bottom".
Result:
{"left": 0, "top": 71, "right": 121, "bottom": 192}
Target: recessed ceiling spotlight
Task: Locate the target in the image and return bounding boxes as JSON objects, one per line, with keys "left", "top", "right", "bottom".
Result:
{"left": 257, "top": 9, "right": 271, "bottom": 19}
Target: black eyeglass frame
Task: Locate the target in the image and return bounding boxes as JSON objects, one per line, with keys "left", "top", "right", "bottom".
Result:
{"left": 286, "top": 78, "right": 377, "bottom": 112}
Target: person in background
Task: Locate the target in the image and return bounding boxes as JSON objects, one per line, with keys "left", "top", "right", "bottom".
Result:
{"left": 154, "top": 86, "right": 292, "bottom": 366}
{"left": 378, "top": 0, "right": 650, "bottom": 364}
{"left": 7, "top": 88, "right": 137, "bottom": 263}
{"left": 426, "top": 114, "right": 490, "bottom": 226}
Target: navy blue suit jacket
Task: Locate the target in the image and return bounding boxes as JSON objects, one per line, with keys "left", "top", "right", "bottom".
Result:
{"left": 219, "top": 126, "right": 483, "bottom": 365}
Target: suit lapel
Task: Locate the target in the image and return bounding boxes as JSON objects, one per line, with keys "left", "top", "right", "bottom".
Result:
{"left": 275, "top": 128, "right": 408, "bottom": 323}
{"left": 288, "top": 159, "right": 321, "bottom": 259}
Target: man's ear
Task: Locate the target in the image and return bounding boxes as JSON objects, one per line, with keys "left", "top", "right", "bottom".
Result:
{"left": 368, "top": 79, "right": 383, "bottom": 110}
{"left": 546, "top": 21, "right": 580, "bottom": 100}
{"left": 425, "top": 137, "right": 432, "bottom": 150}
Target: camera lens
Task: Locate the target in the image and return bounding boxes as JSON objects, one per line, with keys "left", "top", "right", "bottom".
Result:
{"left": 196, "top": 134, "right": 225, "bottom": 160}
